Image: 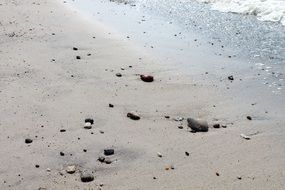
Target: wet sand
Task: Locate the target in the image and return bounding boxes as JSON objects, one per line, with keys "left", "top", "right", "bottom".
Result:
{"left": 0, "top": 0, "right": 284, "bottom": 189}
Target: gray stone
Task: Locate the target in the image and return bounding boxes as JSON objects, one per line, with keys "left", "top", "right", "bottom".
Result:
{"left": 66, "top": 165, "right": 76, "bottom": 174}
{"left": 80, "top": 171, "right": 94, "bottom": 182}
{"left": 127, "top": 112, "right": 140, "bottom": 120}
{"left": 187, "top": 118, "right": 209, "bottom": 132}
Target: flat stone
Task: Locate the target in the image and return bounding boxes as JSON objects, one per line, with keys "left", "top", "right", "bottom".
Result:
{"left": 80, "top": 171, "right": 94, "bottom": 183}
{"left": 66, "top": 165, "right": 76, "bottom": 174}
{"left": 104, "top": 149, "right": 114, "bottom": 156}
{"left": 127, "top": 112, "right": 140, "bottom": 120}
{"left": 187, "top": 118, "right": 209, "bottom": 132}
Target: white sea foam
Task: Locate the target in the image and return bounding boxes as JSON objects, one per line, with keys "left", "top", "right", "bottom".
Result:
{"left": 194, "top": 0, "right": 285, "bottom": 25}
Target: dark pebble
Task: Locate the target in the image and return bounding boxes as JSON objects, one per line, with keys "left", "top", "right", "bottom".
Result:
{"left": 228, "top": 75, "right": 234, "bottom": 81}
{"left": 104, "top": 149, "right": 114, "bottom": 156}
{"left": 25, "top": 138, "right": 33, "bottom": 144}
{"left": 140, "top": 75, "right": 154, "bottom": 82}
{"left": 247, "top": 116, "right": 252, "bottom": 120}
{"left": 76, "top": 56, "right": 81, "bottom": 60}
{"left": 73, "top": 47, "right": 78, "bottom": 51}
{"left": 60, "top": 129, "right": 66, "bottom": 132}
{"left": 109, "top": 103, "right": 114, "bottom": 108}
{"left": 213, "top": 124, "right": 220, "bottom": 128}
{"left": 127, "top": 112, "right": 140, "bottom": 120}
{"left": 60, "top": 152, "right": 65, "bottom": 156}
{"left": 98, "top": 156, "right": 105, "bottom": 163}
{"left": 185, "top": 151, "right": 190, "bottom": 156}
{"left": 35, "top": 165, "right": 40, "bottom": 168}
{"left": 116, "top": 73, "right": 122, "bottom": 77}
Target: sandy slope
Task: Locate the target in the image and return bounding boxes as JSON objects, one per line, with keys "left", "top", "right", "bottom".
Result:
{"left": 0, "top": 0, "right": 284, "bottom": 189}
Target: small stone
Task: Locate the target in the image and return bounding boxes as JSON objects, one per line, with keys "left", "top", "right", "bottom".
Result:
{"left": 185, "top": 151, "right": 190, "bottom": 156}
{"left": 80, "top": 171, "right": 94, "bottom": 183}
{"left": 216, "top": 172, "right": 220, "bottom": 176}
{"left": 140, "top": 75, "right": 154, "bottom": 82}
{"left": 73, "top": 47, "right": 78, "bottom": 51}
{"left": 116, "top": 73, "right": 122, "bottom": 77}
{"left": 237, "top": 176, "right": 242, "bottom": 180}
{"left": 25, "top": 138, "right": 33, "bottom": 144}
{"left": 85, "top": 118, "right": 94, "bottom": 124}
{"left": 157, "top": 152, "right": 162, "bottom": 158}
{"left": 104, "top": 157, "right": 112, "bottom": 164}
{"left": 60, "top": 151, "right": 65, "bottom": 156}
{"left": 221, "top": 125, "right": 227, "bottom": 128}
{"left": 174, "top": 117, "right": 184, "bottom": 122}
{"left": 213, "top": 124, "right": 220, "bottom": 128}
{"left": 246, "top": 116, "right": 252, "bottom": 120}
{"left": 187, "top": 118, "right": 209, "bottom": 132}
{"left": 109, "top": 103, "right": 114, "bottom": 108}
{"left": 35, "top": 164, "right": 40, "bottom": 168}
{"left": 127, "top": 112, "right": 140, "bottom": 120}
{"left": 228, "top": 75, "right": 234, "bottom": 81}
{"left": 240, "top": 134, "right": 251, "bottom": 140}
{"left": 84, "top": 122, "right": 92, "bottom": 129}
{"left": 104, "top": 149, "right": 114, "bottom": 156}
{"left": 164, "top": 115, "right": 170, "bottom": 119}
{"left": 178, "top": 126, "right": 183, "bottom": 129}
{"left": 60, "top": 129, "right": 66, "bottom": 132}
{"left": 98, "top": 156, "right": 105, "bottom": 163}
{"left": 66, "top": 165, "right": 76, "bottom": 174}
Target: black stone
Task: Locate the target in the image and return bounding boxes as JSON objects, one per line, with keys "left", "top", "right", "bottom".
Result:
{"left": 25, "top": 138, "right": 33, "bottom": 144}
{"left": 104, "top": 149, "right": 114, "bottom": 156}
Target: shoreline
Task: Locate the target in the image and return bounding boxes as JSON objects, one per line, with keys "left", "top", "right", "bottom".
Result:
{"left": 0, "top": 0, "right": 284, "bottom": 189}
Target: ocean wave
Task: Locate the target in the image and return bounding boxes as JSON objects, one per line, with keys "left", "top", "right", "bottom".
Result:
{"left": 193, "top": 0, "right": 285, "bottom": 25}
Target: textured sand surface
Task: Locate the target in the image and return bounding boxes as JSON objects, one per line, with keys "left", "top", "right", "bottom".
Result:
{"left": 0, "top": 0, "right": 284, "bottom": 189}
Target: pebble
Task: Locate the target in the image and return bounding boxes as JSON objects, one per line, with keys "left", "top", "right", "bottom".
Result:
{"left": 104, "top": 149, "right": 114, "bottom": 156}
{"left": 85, "top": 118, "right": 94, "bottom": 124}
{"left": 185, "top": 151, "right": 190, "bottom": 156}
{"left": 76, "top": 55, "right": 81, "bottom": 60}
{"left": 84, "top": 122, "right": 92, "bottom": 129}
{"left": 109, "top": 103, "right": 114, "bottom": 108}
{"left": 60, "top": 151, "right": 65, "bottom": 156}
{"left": 127, "top": 112, "right": 140, "bottom": 120}
{"left": 98, "top": 156, "right": 105, "bottom": 163}
{"left": 187, "top": 118, "right": 209, "bottom": 132}
{"left": 116, "top": 73, "right": 122, "bottom": 77}
{"left": 104, "top": 157, "right": 112, "bottom": 164}
{"left": 80, "top": 171, "right": 94, "bottom": 183}
{"left": 246, "top": 116, "right": 252, "bottom": 120}
{"left": 140, "top": 75, "right": 154, "bottom": 82}
{"left": 174, "top": 117, "right": 184, "bottom": 122}
{"left": 25, "top": 138, "right": 33, "bottom": 144}
{"left": 66, "top": 165, "right": 76, "bottom": 174}
{"left": 240, "top": 134, "right": 251, "bottom": 140}
{"left": 178, "top": 126, "right": 183, "bottom": 129}
{"left": 157, "top": 152, "right": 162, "bottom": 158}
{"left": 228, "top": 75, "right": 234, "bottom": 81}
{"left": 60, "top": 129, "right": 66, "bottom": 132}
{"left": 73, "top": 47, "right": 78, "bottom": 51}
{"left": 213, "top": 124, "right": 220, "bottom": 128}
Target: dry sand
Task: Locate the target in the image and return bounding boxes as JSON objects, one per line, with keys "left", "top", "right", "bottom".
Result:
{"left": 0, "top": 0, "right": 284, "bottom": 189}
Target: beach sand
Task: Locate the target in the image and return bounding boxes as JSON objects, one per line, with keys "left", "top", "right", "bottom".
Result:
{"left": 0, "top": 0, "right": 284, "bottom": 189}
